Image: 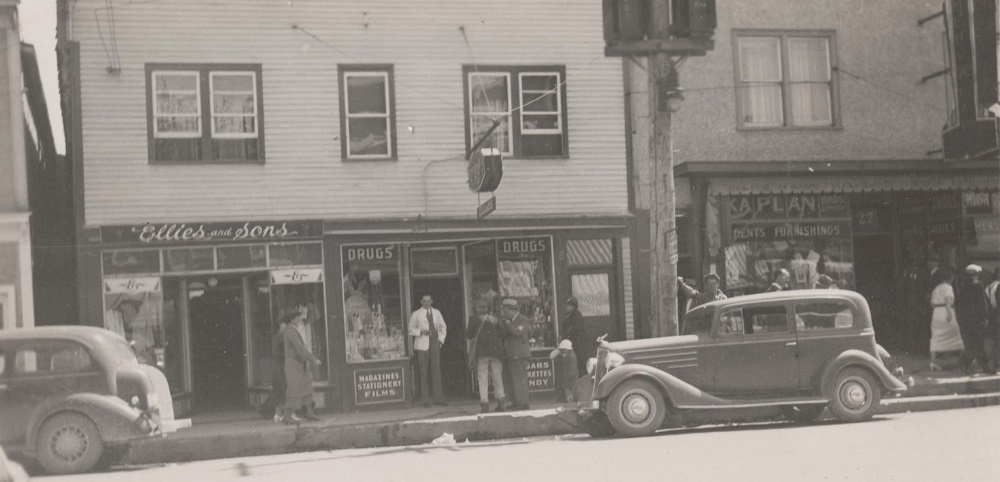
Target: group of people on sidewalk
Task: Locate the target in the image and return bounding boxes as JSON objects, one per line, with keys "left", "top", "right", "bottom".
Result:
{"left": 461, "top": 296, "right": 585, "bottom": 413}
{"left": 926, "top": 263, "right": 1000, "bottom": 375}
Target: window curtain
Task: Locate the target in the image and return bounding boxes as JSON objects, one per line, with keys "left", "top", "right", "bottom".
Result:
{"left": 738, "top": 37, "right": 783, "bottom": 126}
{"left": 788, "top": 38, "right": 833, "bottom": 126}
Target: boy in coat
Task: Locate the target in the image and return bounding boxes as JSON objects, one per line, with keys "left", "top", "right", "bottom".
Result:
{"left": 550, "top": 339, "right": 579, "bottom": 403}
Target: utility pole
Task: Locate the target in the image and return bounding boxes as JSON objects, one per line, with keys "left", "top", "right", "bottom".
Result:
{"left": 647, "top": 0, "right": 678, "bottom": 337}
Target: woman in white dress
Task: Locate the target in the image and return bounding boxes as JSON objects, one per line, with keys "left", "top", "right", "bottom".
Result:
{"left": 929, "top": 269, "right": 965, "bottom": 371}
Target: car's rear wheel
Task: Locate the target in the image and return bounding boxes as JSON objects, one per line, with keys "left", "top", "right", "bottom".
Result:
{"left": 35, "top": 412, "right": 105, "bottom": 475}
{"left": 827, "top": 367, "right": 881, "bottom": 423}
{"left": 780, "top": 404, "right": 825, "bottom": 423}
{"left": 605, "top": 379, "right": 667, "bottom": 437}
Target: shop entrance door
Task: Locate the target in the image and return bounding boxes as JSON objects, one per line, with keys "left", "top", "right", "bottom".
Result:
{"left": 853, "top": 235, "right": 898, "bottom": 348}
{"left": 188, "top": 276, "right": 247, "bottom": 412}
{"left": 569, "top": 269, "right": 619, "bottom": 362}
{"left": 410, "top": 278, "right": 468, "bottom": 399}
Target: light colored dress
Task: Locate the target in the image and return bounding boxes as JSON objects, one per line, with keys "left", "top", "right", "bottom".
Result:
{"left": 930, "top": 283, "right": 965, "bottom": 352}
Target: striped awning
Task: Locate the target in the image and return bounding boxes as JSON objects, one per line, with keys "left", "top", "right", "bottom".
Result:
{"left": 567, "top": 239, "right": 613, "bottom": 266}
{"left": 708, "top": 172, "right": 999, "bottom": 196}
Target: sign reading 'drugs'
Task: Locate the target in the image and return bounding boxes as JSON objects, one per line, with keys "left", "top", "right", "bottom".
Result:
{"left": 101, "top": 220, "right": 323, "bottom": 245}
{"left": 354, "top": 366, "right": 406, "bottom": 405}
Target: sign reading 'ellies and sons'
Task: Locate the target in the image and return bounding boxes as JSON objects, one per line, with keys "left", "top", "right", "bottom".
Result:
{"left": 101, "top": 220, "right": 323, "bottom": 245}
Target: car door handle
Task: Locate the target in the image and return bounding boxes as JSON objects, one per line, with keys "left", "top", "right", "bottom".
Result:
{"left": 785, "top": 341, "right": 797, "bottom": 347}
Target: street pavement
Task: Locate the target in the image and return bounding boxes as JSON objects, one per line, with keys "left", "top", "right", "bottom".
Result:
{"left": 37, "top": 405, "right": 1000, "bottom": 482}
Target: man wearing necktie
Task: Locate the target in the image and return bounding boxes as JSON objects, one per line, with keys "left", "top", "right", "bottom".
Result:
{"left": 408, "top": 294, "right": 448, "bottom": 406}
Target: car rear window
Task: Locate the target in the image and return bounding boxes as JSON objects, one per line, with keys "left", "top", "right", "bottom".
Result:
{"left": 795, "top": 301, "right": 855, "bottom": 330}
{"left": 719, "top": 306, "right": 789, "bottom": 335}
{"left": 15, "top": 342, "right": 95, "bottom": 374}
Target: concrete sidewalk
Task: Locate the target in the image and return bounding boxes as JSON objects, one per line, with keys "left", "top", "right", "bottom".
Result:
{"left": 123, "top": 358, "right": 1000, "bottom": 467}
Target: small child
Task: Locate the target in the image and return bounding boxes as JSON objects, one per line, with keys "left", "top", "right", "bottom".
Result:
{"left": 550, "top": 339, "right": 580, "bottom": 403}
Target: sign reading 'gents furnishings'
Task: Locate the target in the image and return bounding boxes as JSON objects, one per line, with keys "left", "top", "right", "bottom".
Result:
{"left": 354, "top": 366, "right": 406, "bottom": 405}
{"left": 101, "top": 220, "right": 323, "bottom": 245}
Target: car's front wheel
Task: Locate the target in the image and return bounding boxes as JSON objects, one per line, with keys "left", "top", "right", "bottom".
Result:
{"left": 827, "top": 367, "right": 881, "bottom": 423}
{"left": 35, "top": 412, "right": 105, "bottom": 475}
{"left": 780, "top": 404, "right": 825, "bottom": 423}
{"left": 605, "top": 379, "right": 667, "bottom": 437}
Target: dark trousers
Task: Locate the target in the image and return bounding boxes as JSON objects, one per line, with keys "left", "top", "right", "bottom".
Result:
{"left": 502, "top": 358, "right": 530, "bottom": 408}
{"left": 958, "top": 321, "right": 985, "bottom": 371}
{"left": 415, "top": 343, "right": 444, "bottom": 403}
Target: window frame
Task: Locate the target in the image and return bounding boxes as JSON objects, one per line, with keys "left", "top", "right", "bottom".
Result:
{"left": 462, "top": 65, "right": 569, "bottom": 159}
{"left": 732, "top": 29, "right": 841, "bottom": 131}
{"left": 338, "top": 64, "right": 398, "bottom": 162}
{"left": 145, "top": 63, "right": 266, "bottom": 164}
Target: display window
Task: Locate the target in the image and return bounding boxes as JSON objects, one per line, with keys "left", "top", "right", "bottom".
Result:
{"left": 962, "top": 190, "right": 1000, "bottom": 273}
{"left": 342, "top": 244, "right": 407, "bottom": 363}
{"left": 496, "top": 237, "right": 556, "bottom": 349}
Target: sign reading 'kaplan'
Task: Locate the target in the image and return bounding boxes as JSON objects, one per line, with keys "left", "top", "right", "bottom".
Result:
{"left": 101, "top": 220, "right": 322, "bottom": 245}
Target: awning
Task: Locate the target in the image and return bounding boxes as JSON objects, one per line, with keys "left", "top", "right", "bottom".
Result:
{"left": 708, "top": 172, "right": 999, "bottom": 196}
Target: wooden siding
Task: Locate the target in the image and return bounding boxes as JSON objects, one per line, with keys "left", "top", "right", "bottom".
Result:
{"left": 67, "top": 0, "right": 627, "bottom": 225}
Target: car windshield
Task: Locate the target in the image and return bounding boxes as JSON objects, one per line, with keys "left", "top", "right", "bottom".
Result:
{"left": 114, "top": 340, "right": 140, "bottom": 366}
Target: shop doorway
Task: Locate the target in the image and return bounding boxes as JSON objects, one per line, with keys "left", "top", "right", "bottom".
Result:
{"left": 852, "top": 235, "right": 898, "bottom": 348}
{"left": 410, "top": 278, "right": 469, "bottom": 399}
{"left": 569, "top": 269, "right": 619, "bottom": 362}
{"left": 188, "top": 276, "right": 247, "bottom": 412}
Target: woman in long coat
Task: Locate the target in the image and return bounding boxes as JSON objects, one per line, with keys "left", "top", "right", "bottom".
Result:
{"left": 929, "top": 269, "right": 964, "bottom": 371}
{"left": 262, "top": 313, "right": 296, "bottom": 422}
{"left": 281, "top": 311, "right": 321, "bottom": 423}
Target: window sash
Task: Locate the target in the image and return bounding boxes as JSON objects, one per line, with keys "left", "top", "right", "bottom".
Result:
{"left": 152, "top": 71, "right": 201, "bottom": 139}
{"left": 519, "top": 72, "right": 562, "bottom": 135}
{"left": 209, "top": 71, "right": 258, "bottom": 139}
{"left": 468, "top": 72, "right": 513, "bottom": 155}
{"left": 344, "top": 71, "right": 393, "bottom": 159}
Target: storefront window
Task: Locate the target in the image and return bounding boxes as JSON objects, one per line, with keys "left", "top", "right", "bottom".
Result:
{"left": 246, "top": 274, "right": 273, "bottom": 387}
{"left": 102, "top": 250, "right": 161, "bottom": 276}
{"left": 724, "top": 194, "right": 855, "bottom": 293}
{"left": 102, "top": 276, "right": 184, "bottom": 390}
{"left": 962, "top": 190, "right": 1000, "bottom": 274}
{"left": 270, "top": 280, "right": 328, "bottom": 380}
{"left": 497, "top": 237, "right": 556, "bottom": 349}
{"left": 342, "top": 244, "right": 407, "bottom": 363}
{"left": 269, "top": 243, "right": 323, "bottom": 267}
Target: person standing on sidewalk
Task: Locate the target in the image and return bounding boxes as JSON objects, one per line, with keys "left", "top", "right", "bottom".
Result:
{"left": 561, "top": 297, "right": 590, "bottom": 375}
{"left": 955, "top": 264, "right": 989, "bottom": 374}
{"left": 500, "top": 298, "right": 531, "bottom": 410}
{"left": 466, "top": 300, "right": 506, "bottom": 413}
{"left": 984, "top": 269, "right": 1000, "bottom": 375}
{"left": 929, "top": 269, "right": 964, "bottom": 372}
{"left": 262, "top": 312, "right": 295, "bottom": 422}
{"left": 282, "top": 310, "right": 322, "bottom": 423}
{"left": 549, "top": 339, "right": 579, "bottom": 403}
{"left": 408, "top": 294, "right": 448, "bottom": 407}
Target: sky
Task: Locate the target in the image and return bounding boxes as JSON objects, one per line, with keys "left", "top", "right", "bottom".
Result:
{"left": 19, "top": 0, "right": 64, "bottom": 155}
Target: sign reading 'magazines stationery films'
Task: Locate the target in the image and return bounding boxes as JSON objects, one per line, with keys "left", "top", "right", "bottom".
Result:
{"left": 101, "top": 220, "right": 323, "bottom": 245}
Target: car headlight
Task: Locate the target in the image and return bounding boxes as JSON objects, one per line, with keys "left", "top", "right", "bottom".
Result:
{"left": 605, "top": 352, "right": 625, "bottom": 371}
{"left": 586, "top": 357, "right": 597, "bottom": 375}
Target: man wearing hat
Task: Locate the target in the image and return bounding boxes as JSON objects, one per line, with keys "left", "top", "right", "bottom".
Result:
{"left": 956, "top": 264, "right": 989, "bottom": 374}
{"left": 499, "top": 298, "right": 531, "bottom": 410}
{"left": 561, "top": 297, "right": 590, "bottom": 375}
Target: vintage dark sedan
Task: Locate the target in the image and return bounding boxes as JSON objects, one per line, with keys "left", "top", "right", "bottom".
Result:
{"left": 0, "top": 326, "right": 188, "bottom": 474}
{"left": 583, "top": 290, "right": 909, "bottom": 437}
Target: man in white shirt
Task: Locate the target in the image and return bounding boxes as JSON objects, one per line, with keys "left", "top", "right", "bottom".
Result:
{"left": 408, "top": 294, "right": 447, "bottom": 406}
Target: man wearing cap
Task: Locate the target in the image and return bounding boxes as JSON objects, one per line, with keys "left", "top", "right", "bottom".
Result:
{"left": 561, "top": 297, "right": 590, "bottom": 375}
{"left": 466, "top": 300, "right": 506, "bottom": 413}
{"left": 956, "top": 264, "right": 989, "bottom": 374}
{"left": 500, "top": 298, "right": 531, "bottom": 410}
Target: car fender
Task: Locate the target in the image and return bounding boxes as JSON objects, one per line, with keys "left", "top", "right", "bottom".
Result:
{"left": 593, "top": 364, "right": 730, "bottom": 408}
{"left": 25, "top": 393, "right": 148, "bottom": 456}
{"left": 817, "top": 349, "right": 908, "bottom": 396}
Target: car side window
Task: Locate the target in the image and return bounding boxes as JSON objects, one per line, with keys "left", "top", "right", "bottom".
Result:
{"left": 719, "top": 306, "right": 789, "bottom": 335}
{"left": 795, "top": 301, "right": 855, "bottom": 330}
{"left": 718, "top": 309, "right": 745, "bottom": 335}
{"left": 15, "top": 342, "right": 94, "bottom": 375}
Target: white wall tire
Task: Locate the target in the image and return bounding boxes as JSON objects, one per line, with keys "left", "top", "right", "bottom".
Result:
{"left": 605, "top": 379, "right": 667, "bottom": 437}
{"left": 35, "top": 412, "right": 105, "bottom": 475}
{"left": 827, "top": 367, "right": 881, "bottom": 423}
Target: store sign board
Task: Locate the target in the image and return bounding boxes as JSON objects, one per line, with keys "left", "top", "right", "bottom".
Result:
{"left": 101, "top": 220, "right": 323, "bottom": 245}
{"left": 477, "top": 196, "right": 497, "bottom": 219}
{"left": 104, "top": 277, "right": 161, "bottom": 294}
{"left": 728, "top": 194, "right": 850, "bottom": 221}
{"left": 527, "top": 357, "right": 555, "bottom": 392}
{"left": 354, "top": 366, "right": 406, "bottom": 405}
{"left": 498, "top": 237, "right": 550, "bottom": 256}
{"left": 270, "top": 268, "right": 323, "bottom": 285}
{"left": 730, "top": 220, "right": 852, "bottom": 242}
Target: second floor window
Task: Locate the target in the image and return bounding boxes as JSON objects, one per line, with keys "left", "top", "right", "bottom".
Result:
{"left": 146, "top": 64, "right": 264, "bottom": 163}
{"left": 464, "top": 66, "right": 568, "bottom": 158}
{"left": 338, "top": 65, "right": 396, "bottom": 160}
{"left": 734, "top": 31, "right": 839, "bottom": 129}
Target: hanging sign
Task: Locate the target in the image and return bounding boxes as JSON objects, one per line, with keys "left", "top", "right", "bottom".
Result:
{"left": 477, "top": 196, "right": 497, "bottom": 219}
{"left": 354, "top": 366, "right": 406, "bottom": 405}
{"left": 104, "top": 277, "right": 162, "bottom": 294}
{"left": 270, "top": 268, "right": 323, "bottom": 285}
{"left": 467, "top": 148, "right": 503, "bottom": 193}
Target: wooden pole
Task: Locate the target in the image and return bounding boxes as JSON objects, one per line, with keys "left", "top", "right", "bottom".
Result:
{"left": 648, "top": 0, "right": 679, "bottom": 337}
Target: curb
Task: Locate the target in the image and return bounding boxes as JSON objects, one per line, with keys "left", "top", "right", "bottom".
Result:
{"left": 123, "top": 391, "right": 1000, "bottom": 467}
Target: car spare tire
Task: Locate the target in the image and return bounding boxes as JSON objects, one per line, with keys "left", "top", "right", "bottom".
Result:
{"left": 605, "top": 379, "right": 667, "bottom": 437}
